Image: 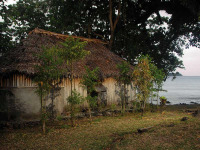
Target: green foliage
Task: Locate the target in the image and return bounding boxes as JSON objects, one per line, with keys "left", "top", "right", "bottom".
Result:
{"left": 150, "top": 61, "right": 165, "bottom": 101}
{"left": 160, "top": 96, "right": 167, "bottom": 112}
{"left": 149, "top": 62, "right": 165, "bottom": 110}
{"left": 110, "top": 104, "right": 117, "bottom": 111}
{"left": 131, "top": 101, "right": 141, "bottom": 112}
{"left": 85, "top": 95, "right": 98, "bottom": 110}
{"left": 67, "top": 90, "right": 85, "bottom": 126}
{"left": 41, "top": 111, "right": 48, "bottom": 121}
{"left": 81, "top": 67, "right": 100, "bottom": 115}
{"left": 0, "top": 1, "right": 15, "bottom": 55}
{"left": 133, "top": 55, "right": 165, "bottom": 113}
{"left": 150, "top": 63, "right": 165, "bottom": 91}
{"left": 56, "top": 115, "right": 63, "bottom": 121}
{"left": 61, "top": 124, "right": 71, "bottom": 129}
{"left": 59, "top": 37, "right": 89, "bottom": 94}
{"left": 33, "top": 45, "right": 65, "bottom": 94}
{"left": 60, "top": 37, "right": 89, "bottom": 65}
{"left": 33, "top": 44, "right": 66, "bottom": 133}
{"left": 132, "top": 55, "right": 154, "bottom": 115}
{"left": 59, "top": 37, "right": 89, "bottom": 125}
{"left": 116, "top": 61, "right": 132, "bottom": 114}
{"left": 1, "top": 0, "right": 49, "bottom": 42}
{"left": 133, "top": 55, "right": 154, "bottom": 100}
{"left": 81, "top": 67, "right": 99, "bottom": 94}
{"left": 67, "top": 90, "right": 85, "bottom": 106}
{"left": 160, "top": 96, "right": 167, "bottom": 100}
{"left": 116, "top": 61, "right": 132, "bottom": 85}
{"left": 2, "top": 0, "right": 200, "bottom": 75}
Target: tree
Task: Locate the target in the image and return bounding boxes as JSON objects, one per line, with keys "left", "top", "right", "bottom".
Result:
{"left": 2, "top": 0, "right": 200, "bottom": 76}
{"left": 132, "top": 55, "right": 154, "bottom": 116}
{"left": 109, "top": 0, "right": 121, "bottom": 49}
{"left": 33, "top": 45, "right": 65, "bottom": 134}
{"left": 80, "top": 67, "right": 100, "bottom": 119}
{"left": 2, "top": 0, "right": 49, "bottom": 42}
{"left": 60, "top": 37, "right": 89, "bottom": 93}
{"left": 0, "top": 0, "right": 15, "bottom": 56}
{"left": 59, "top": 37, "right": 89, "bottom": 125}
{"left": 149, "top": 63, "right": 165, "bottom": 108}
{"left": 67, "top": 90, "right": 84, "bottom": 126}
{"left": 116, "top": 61, "right": 132, "bottom": 115}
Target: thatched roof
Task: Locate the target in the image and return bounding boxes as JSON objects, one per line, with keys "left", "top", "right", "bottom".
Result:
{"left": 0, "top": 28, "right": 132, "bottom": 78}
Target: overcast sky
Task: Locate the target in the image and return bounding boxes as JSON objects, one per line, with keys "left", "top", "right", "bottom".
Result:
{"left": 176, "top": 47, "right": 200, "bottom": 76}
{"left": 4, "top": 0, "right": 200, "bottom": 76}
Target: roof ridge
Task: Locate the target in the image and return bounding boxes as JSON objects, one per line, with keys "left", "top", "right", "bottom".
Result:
{"left": 29, "top": 28, "right": 107, "bottom": 44}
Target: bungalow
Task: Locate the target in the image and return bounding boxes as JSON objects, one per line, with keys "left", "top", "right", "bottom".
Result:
{"left": 0, "top": 28, "right": 135, "bottom": 121}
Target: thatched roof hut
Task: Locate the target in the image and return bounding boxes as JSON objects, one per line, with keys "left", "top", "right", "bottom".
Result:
{"left": 0, "top": 29, "right": 135, "bottom": 121}
{"left": 0, "top": 28, "right": 129, "bottom": 78}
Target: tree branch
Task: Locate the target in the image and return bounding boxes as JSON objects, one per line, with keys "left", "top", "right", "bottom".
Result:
{"left": 109, "top": 0, "right": 114, "bottom": 31}
{"left": 114, "top": 1, "right": 121, "bottom": 30}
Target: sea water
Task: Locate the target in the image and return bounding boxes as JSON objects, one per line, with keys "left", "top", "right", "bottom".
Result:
{"left": 159, "top": 76, "right": 200, "bottom": 105}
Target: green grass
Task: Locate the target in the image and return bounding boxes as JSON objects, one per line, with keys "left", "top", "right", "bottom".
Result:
{"left": 0, "top": 106, "right": 200, "bottom": 150}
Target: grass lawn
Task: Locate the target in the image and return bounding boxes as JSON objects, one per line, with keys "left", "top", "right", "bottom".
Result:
{"left": 0, "top": 105, "right": 200, "bottom": 150}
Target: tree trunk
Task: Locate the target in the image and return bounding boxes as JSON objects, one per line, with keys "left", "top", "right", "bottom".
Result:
{"left": 70, "top": 104, "right": 75, "bottom": 127}
{"left": 42, "top": 117, "right": 46, "bottom": 134}
{"left": 141, "top": 101, "right": 145, "bottom": 116}
{"left": 70, "top": 61, "right": 75, "bottom": 127}
{"left": 71, "top": 62, "right": 73, "bottom": 96}
{"left": 156, "top": 91, "right": 159, "bottom": 109}
{"left": 88, "top": 24, "right": 92, "bottom": 38}
{"left": 51, "top": 89, "right": 54, "bottom": 120}
{"left": 88, "top": 106, "right": 92, "bottom": 119}
{"left": 122, "top": 84, "right": 126, "bottom": 115}
{"left": 150, "top": 92, "right": 153, "bottom": 104}
{"left": 109, "top": 31, "right": 115, "bottom": 50}
{"left": 42, "top": 92, "right": 46, "bottom": 134}
{"left": 109, "top": 0, "right": 121, "bottom": 50}
{"left": 88, "top": 92, "right": 92, "bottom": 121}
{"left": 39, "top": 84, "right": 46, "bottom": 134}
{"left": 40, "top": 86, "right": 42, "bottom": 116}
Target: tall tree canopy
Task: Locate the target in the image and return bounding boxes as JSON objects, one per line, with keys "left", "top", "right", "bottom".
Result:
{"left": 1, "top": 0, "right": 200, "bottom": 75}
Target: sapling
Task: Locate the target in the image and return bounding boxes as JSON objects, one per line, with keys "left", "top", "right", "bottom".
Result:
{"left": 80, "top": 67, "right": 100, "bottom": 119}
{"left": 116, "top": 61, "right": 132, "bottom": 115}
{"left": 67, "top": 90, "right": 84, "bottom": 126}
{"left": 33, "top": 45, "right": 65, "bottom": 134}
{"left": 132, "top": 55, "right": 154, "bottom": 116}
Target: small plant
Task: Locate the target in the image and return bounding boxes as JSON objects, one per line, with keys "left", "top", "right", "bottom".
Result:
{"left": 80, "top": 67, "right": 100, "bottom": 119}
{"left": 110, "top": 103, "right": 117, "bottom": 116}
{"left": 61, "top": 124, "right": 71, "bottom": 129}
{"left": 160, "top": 96, "right": 167, "bottom": 113}
{"left": 133, "top": 55, "right": 154, "bottom": 116}
{"left": 111, "top": 103, "right": 116, "bottom": 111}
{"left": 56, "top": 115, "right": 63, "bottom": 121}
{"left": 116, "top": 61, "right": 132, "bottom": 115}
{"left": 132, "top": 101, "right": 140, "bottom": 112}
{"left": 33, "top": 45, "right": 65, "bottom": 134}
{"left": 60, "top": 38, "right": 89, "bottom": 125}
{"left": 67, "top": 90, "right": 85, "bottom": 127}
{"left": 160, "top": 96, "right": 167, "bottom": 106}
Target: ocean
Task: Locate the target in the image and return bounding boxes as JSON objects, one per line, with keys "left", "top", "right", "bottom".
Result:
{"left": 159, "top": 76, "right": 200, "bottom": 105}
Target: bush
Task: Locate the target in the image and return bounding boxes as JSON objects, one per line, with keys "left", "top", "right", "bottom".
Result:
{"left": 67, "top": 90, "right": 85, "bottom": 126}
{"left": 160, "top": 96, "right": 167, "bottom": 106}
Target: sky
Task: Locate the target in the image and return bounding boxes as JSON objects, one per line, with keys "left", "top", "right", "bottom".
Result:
{"left": 176, "top": 47, "right": 200, "bottom": 76}
{"left": 4, "top": 0, "right": 200, "bottom": 76}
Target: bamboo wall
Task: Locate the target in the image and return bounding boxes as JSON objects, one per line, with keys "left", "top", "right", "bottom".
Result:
{"left": 0, "top": 74, "right": 135, "bottom": 120}
{"left": 0, "top": 74, "right": 66, "bottom": 88}
{"left": 103, "top": 78, "right": 135, "bottom": 105}
{"left": 0, "top": 74, "right": 35, "bottom": 87}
